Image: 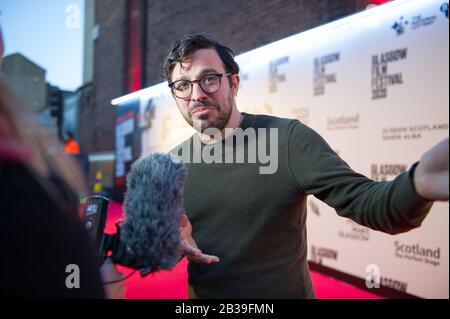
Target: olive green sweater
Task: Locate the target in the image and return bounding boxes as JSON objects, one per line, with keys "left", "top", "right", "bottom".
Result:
{"left": 171, "top": 112, "right": 432, "bottom": 298}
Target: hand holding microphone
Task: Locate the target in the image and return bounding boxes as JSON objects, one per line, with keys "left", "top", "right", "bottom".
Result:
{"left": 81, "top": 152, "right": 219, "bottom": 281}
{"left": 122, "top": 152, "right": 219, "bottom": 268}
{"left": 100, "top": 257, "right": 126, "bottom": 299}
{"left": 120, "top": 153, "right": 187, "bottom": 274}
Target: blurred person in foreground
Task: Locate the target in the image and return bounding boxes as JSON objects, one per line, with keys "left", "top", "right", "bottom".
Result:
{"left": 0, "top": 28, "right": 123, "bottom": 298}
{"left": 166, "top": 33, "right": 449, "bottom": 298}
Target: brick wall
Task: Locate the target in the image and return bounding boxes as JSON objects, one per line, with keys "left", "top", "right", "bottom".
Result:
{"left": 144, "top": 0, "right": 369, "bottom": 86}
{"left": 78, "top": 0, "right": 127, "bottom": 153}
{"left": 79, "top": 0, "right": 370, "bottom": 154}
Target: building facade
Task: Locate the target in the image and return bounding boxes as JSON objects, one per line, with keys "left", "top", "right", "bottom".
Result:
{"left": 1, "top": 53, "right": 47, "bottom": 112}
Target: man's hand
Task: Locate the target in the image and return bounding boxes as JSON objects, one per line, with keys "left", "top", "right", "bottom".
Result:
{"left": 414, "top": 138, "right": 449, "bottom": 201}
{"left": 100, "top": 257, "right": 126, "bottom": 299}
{"left": 180, "top": 214, "right": 220, "bottom": 264}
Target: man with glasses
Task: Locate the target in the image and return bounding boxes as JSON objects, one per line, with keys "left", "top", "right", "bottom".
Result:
{"left": 164, "top": 33, "right": 448, "bottom": 298}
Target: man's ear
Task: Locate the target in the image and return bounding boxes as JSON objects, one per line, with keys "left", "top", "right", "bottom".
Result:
{"left": 230, "top": 74, "right": 240, "bottom": 97}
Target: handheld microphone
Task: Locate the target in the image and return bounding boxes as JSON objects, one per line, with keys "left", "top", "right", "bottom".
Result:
{"left": 81, "top": 153, "right": 187, "bottom": 277}
{"left": 81, "top": 194, "right": 109, "bottom": 264}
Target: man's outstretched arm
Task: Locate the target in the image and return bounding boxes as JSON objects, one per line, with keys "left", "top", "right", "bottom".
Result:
{"left": 288, "top": 122, "right": 446, "bottom": 234}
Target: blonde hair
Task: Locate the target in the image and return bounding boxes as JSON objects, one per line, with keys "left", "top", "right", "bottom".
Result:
{"left": 0, "top": 76, "right": 87, "bottom": 197}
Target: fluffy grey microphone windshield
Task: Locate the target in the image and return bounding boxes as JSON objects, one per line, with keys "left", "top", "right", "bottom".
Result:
{"left": 121, "top": 153, "right": 187, "bottom": 273}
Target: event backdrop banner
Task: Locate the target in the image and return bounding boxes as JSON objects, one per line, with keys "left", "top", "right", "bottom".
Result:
{"left": 113, "top": 0, "right": 449, "bottom": 298}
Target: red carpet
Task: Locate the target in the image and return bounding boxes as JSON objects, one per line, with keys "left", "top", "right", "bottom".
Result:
{"left": 105, "top": 201, "right": 382, "bottom": 299}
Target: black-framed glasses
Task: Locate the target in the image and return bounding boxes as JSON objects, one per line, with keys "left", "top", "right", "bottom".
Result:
{"left": 168, "top": 73, "right": 232, "bottom": 99}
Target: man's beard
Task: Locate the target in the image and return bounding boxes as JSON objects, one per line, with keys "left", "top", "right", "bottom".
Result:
{"left": 186, "top": 94, "right": 233, "bottom": 133}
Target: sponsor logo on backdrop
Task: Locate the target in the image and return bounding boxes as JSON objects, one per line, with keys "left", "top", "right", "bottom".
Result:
{"left": 327, "top": 114, "right": 359, "bottom": 130}
{"left": 371, "top": 48, "right": 407, "bottom": 99}
{"left": 411, "top": 15, "right": 437, "bottom": 30}
{"left": 371, "top": 163, "right": 407, "bottom": 182}
{"left": 394, "top": 241, "right": 441, "bottom": 267}
{"left": 313, "top": 52, "right": 340, "bottom": 96}
{"left": 382, "top": 123, "right": 449, "bottom": 141}
{"left": 380, "top": 276, "right": 408, "bottom": 293}
{"left": 338, "top": 220, "right": 370, "bottom": 241}
{"left": 392, "top": 12, "right": 437, "bottom": 36}
{"left": 441, "top": 3, "right": 449, "bottom": 18}
{"left": 310, "top": 245, "right": 338, "bottom": 264}
{"left": 293, "top": 107, "right": 310, "bottom": 124}
{"left": 392, "top": 16, "right": 408, "bottom": 35}
{"left": 269, "top": 56, "right": 289, "bottom": 93}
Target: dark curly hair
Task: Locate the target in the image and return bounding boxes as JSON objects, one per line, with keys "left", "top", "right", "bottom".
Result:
{"left": 163, "top": 33, "right": 240, "bottom": 83}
